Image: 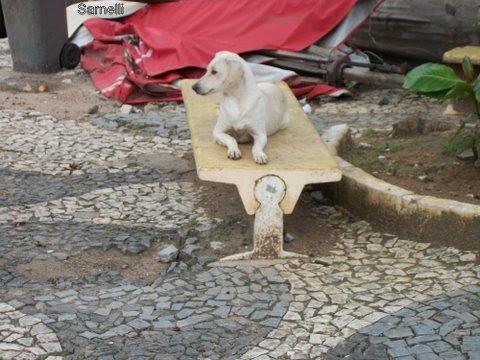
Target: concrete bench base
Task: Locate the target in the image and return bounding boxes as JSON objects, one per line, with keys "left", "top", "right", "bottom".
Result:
{"left": 181, "top": 80, "right": 341, "bottom": 260}
{"left": 221, "top": 175, "right": 307, "bottom": 260}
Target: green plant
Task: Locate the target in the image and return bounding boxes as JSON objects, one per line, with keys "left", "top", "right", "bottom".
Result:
{"left": 403, "top": 56, "right": 480, "bottom": 163}
{"left": 442, "top": 114, "right": 477, "bottom": 155}
{"left": 385, "top": 160, "right": 405, "bottom": 177}
{"left": 362, "top": 128, "right": 378, "bottom": 137}
{"left": 387, "top": 142, "right": 401, "bottom": 153}
{"left": 345, "top": 139, "right": 400, "bottom": 170}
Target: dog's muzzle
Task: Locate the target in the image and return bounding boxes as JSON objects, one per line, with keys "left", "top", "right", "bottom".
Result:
{"left": 192, "top": 81, "right": 212, "bottom": 96}
{"left": 192, "top": 82, "right": 201, "bottom": 94}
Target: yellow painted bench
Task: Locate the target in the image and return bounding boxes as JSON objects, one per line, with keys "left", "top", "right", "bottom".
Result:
{"left": 443, "top": 46, "right": 480, "bottom": 65}
{"left": 181, "top": 79, "right": 342, "bottom": 260}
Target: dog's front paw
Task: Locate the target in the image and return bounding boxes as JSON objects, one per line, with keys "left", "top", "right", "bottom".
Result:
{"left": 253, "top": 152, "right": 269, "bottom": 165}
{"left": 227, "top": 149, "right": 242, "bottom": 160}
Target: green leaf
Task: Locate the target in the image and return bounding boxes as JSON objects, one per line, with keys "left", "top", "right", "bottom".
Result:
{"left": 403, "top": 63, "right": 462, "bottom": 94}
{"left": 444, "top": 81, "right": 472, "bottom": 99}
{"left": 462, "top": 56, "right": 475, "bottom": 82}
{"left": 424, "top": 89, "right": 452, "bottom": 99}
{"left": 473, "top": 72, "right": 480, "bottom": 102}
{"left": 473, "top": 73, "right": 480, "bottom": 92}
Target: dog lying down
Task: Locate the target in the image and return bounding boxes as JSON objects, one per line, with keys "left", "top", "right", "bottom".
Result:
{"left": 192, "top": 51, "right": 289, "bottom": 165}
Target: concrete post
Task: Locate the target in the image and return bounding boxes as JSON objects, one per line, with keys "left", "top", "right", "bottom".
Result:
{"left": 221, "top": 175, "right": 307, "bottom": 261}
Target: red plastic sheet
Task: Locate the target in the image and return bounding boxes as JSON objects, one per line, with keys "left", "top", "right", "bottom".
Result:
{"left": 81, "top": 0, "right": 357, "bottom": 103}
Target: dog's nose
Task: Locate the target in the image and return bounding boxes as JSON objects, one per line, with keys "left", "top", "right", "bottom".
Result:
{"left": 192, "top": 82, "right": 200, "bottom": 94}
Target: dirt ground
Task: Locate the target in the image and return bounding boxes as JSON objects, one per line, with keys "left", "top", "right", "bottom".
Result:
{"left": 0, "top": 67, "right": 120, "bottom": 120}
{"left": 16, "top": 247, "right": 167, "bottom": 282}
{"left": 344, "top": 121, "right": 480, "bottom": 206}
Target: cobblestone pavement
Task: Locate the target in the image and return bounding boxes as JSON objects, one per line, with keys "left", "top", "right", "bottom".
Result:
{"left": 1, "top": 39, "right": 479, "bottom": 359}
{"left": 0, "top": 39, "right": 11, "bottom": 68}
{"left": 1, "top": 106, "right": 479, "bottom": 360}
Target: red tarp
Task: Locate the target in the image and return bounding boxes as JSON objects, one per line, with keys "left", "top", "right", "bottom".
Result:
{"left": 81, "top": 0, "right": 357, "bottom": 103}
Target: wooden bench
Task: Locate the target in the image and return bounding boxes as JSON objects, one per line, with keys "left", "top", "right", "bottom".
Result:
{"left": 181, "top": 79, "right": 342, "bottom": 260}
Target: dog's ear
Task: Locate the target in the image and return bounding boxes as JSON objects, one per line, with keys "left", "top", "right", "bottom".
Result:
{"left": 227, "top": 60, "right": 245, "bottom": 87}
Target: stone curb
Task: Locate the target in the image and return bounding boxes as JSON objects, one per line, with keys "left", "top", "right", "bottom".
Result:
{"left": 321, "top": 125, "right": 480, "bottom": 249}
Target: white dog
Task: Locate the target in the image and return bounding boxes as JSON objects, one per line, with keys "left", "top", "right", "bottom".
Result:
{"left": 192, "top": 51, "right": 289, "bottom": 165}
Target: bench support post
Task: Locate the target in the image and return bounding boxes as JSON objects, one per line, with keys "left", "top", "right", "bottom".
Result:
{"left": 221, "top": 175, "right": 306, "bottom": 260}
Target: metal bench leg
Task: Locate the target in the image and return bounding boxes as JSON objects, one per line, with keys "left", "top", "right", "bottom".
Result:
{"left": 221, "top": 175, "right": 306, "bottom": 260}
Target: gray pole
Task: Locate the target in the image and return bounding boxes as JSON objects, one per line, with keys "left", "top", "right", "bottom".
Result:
{"left": 1, "top": 0, "right": 68, "bottom": 73}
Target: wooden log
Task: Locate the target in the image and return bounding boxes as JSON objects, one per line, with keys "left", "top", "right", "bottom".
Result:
{"left": 268, "top": 59, "right": 326, "bottom": 76}
{"left": 350, "top": 0, "right": 480, "bottom": 62}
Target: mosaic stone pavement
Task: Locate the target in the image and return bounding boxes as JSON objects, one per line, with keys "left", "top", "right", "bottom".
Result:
{"left": 1, "top": 107, "right": 479, "bottom": 360}
{"left": 0, "top": 37, "right": 479, "bottom": 359}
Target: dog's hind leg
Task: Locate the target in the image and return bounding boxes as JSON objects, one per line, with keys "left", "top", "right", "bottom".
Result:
{"left": 279, "top": 112, "right": 290, "bottom": 130}
{"left": 252, "top": 133, "right": 268, "bottom": 165}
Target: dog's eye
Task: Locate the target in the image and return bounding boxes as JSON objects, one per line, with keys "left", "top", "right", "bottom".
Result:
{"left": 211, "top": 69, "right": 217, "bottom": 75}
